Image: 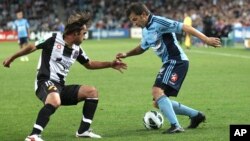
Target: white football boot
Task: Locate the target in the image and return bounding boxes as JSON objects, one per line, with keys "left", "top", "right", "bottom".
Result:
{"left": 20, "top": 57, "right": 25, "bottom": 61}
{"left": 24, "top": 134, "right": 44, "bottom": 141}
{"left": 76, "top": 129, "right": 102, "bottom": 138}
{"left": 24, "top": 56, "right": 29, "bottom": 61}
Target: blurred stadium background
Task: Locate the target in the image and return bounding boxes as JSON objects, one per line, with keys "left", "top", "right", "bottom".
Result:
{"left": 1, "top": 0, "right": 250, "bottom": 47}
{"left": 1, "top": 1, "right": 250, "bottom": 141}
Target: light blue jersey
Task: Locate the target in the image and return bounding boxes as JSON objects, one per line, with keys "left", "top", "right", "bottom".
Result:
{"left": 13, "top": 19, "right": 30, "bottom": 38}
{"left": 141, "top": 15, "right": 188, "bottom": 63}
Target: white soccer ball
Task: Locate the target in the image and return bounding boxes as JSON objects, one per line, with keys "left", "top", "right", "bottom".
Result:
{"left": 143, "top": 110, "right": 164, "bottom": 129}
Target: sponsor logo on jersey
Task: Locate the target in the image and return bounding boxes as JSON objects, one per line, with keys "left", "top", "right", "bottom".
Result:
{"left": 73, "top": 51, "right": 79, "bottom": 59}
{"left": 56, "top": 44, "right": 62, "bottom": 49}
{"left": 56, "top": 57, "right": 73, "bottom": 71}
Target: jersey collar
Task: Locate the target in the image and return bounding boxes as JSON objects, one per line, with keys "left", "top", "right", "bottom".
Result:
{"left": 146, "top": 14, "right": 153, "bottom": 29}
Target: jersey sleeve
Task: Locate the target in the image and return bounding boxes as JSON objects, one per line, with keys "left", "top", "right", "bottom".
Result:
{"left": 35, "top": 36, "right": 55, "bottom": 50}
{"left": 12, "top": 21, "right": 17, "bottom": 30}
{"left": 77, "top": 48, "right": 89, "bottom": 64}
{"left": 140, "top": 36, "right": 150, "bottom": 50}
{"left": 25, "top": 19, "right": 30, "bottom": 29}
{"left": 156, "top": 17, "right": 183, "bottom": 34}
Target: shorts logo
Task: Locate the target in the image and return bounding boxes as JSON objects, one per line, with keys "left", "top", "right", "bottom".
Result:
{"left": 159, "top": 67, "right": 165, "bottom": 73}
{"left": 48, "top": 86, "right": 57, "bottom": 91}
{"left": 170, "top": 73, "right": 178, "bottom": 83}
{"left": 157, "top": 67, "right": 165, "bottom": 78}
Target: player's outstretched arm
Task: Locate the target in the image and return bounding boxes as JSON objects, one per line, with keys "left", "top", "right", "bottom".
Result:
{"left": 116, "top": 45, "right": 145, "bottom": 60}
{"left": 3, "top": 43, "right": 37, "bottom": 68}
{"left": 83, "top": 59, "right": 127, "bottom": 73}
{"left": 182, "top": 24, "right": 221, "bottom": 47}
{"left": 110, "top": 59, "right": 127, "bottom": 73}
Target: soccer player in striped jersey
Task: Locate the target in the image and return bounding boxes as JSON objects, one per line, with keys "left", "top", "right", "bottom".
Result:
{"left": 3, "top": 11, "right": 127, "bottom": 141}
{"left": 116, "top": 2, "right": 221, "bottom": 134}
{"left": 13, "top": 10, "right": 30, "bottom": 61}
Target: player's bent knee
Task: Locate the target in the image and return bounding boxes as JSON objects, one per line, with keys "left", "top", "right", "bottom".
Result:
{"left": 45, "top": 101, "right": 61, "bottom": 108}
{"left": 152, "top": 87, "right": 164, "bottom": 100}
{"left": 79, "top": 86, "right": 99, "bottom": 99}
{"left": 45, "top": 92, "right": 61, "bottom": 108}
{"left": 87, "top": 86, "right": 99, "bottom": 98}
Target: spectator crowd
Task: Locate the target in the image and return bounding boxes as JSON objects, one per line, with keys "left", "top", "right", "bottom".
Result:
{"left": 1, "top": 0, "right": 250, "bottom": 39}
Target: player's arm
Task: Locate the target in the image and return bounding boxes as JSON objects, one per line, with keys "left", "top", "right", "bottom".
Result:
{"left": 3, "top": 43, "right": 37, "bottom": 68}
{"left": 83, "top": 60, "right": 127, "bottom": 73}
{"left": 116, "top": 44, "right": 145, "bottom": 60}
{"left": 182, "top": 24, "right": 221, "bottom": 47}
{"left": 12, "top": 22, "right": 17, "bottom": 36}
{"left": 26, "top": 19, "right": 30, "bottom": 38}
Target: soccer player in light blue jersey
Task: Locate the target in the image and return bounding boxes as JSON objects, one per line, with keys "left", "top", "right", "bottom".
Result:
{"left": 116, "top": 2, "right": 221, "bottom": 134}
{"left": 13, "top": 10, "right": 30, "bottom": 61}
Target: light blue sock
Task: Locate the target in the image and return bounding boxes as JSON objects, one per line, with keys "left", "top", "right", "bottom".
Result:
{"left": 171, "top": 100, "right": 199, "bottom": 117}
{"left": 157, "top": 95, "right": 180, "bottom": 127}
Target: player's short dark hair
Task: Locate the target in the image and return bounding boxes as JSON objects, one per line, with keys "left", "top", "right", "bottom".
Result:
{"left": 126, "top": 2, "right": 151, "bottom": 17}
{"left": 15, "top": 9, "right": 23, "bottom": 13}
{"left": 64, "top": 11, "right": 91, "bottom": 35}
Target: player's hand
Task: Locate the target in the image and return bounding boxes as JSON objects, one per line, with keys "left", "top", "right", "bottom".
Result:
{"left": 206, "top": 37, "right": 221, "bottom": 48}
{"left": 3, "top": 57, "right": 14, "bottom": 68}
{"left": 116, "top": 53, "right": 127, "bottom": 61}
{"left": 111, "top": 59, "right": 127, "bottom": 73}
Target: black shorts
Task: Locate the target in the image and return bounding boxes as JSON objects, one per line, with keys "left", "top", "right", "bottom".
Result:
{"left": 153, "top": 60, "right": 189, "bottom": 97}
{"left": 18, "top": 37, "right": 28, "bottom": 45}
{"left": 36, "top": 80, "right": 80, "bottom": 105}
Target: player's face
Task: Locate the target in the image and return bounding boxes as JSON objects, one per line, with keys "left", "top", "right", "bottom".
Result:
{"left": 74, "top": 25, "right": 88, "bottom": 45}
{"left": 129, "top": 12, "right": 148, "bottom": 28}
{"left": 16, "top": 12, "right": 23, "bottom": 19}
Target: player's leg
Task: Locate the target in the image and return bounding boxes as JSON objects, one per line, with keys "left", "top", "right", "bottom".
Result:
{"left": 166, "top": 60, "right": 206, "bottom": 128}
{"left": 155, "top": 61, "right": 205, "bottom": 128}
{"left": 152, "top": 87, "right": 184, "bottom": 134}
{"left": 21, "top": 37, "right": 29, "bottom": 61}
{"left": 60, "top": 85, "right": 101, "bottom": 138}
{"left": 171, "top": 100, "right": 199, "bottom": 116}
{"left": 153, "top": 60, "right": 189, "bottom": 133}
{"left": 185, "top": 34, "right": 191, "bottom": 49}
{"left": 25, "top": 80, "right": 61, "bottom": 141}
{"left": 171, "top": 100, "right": 206, "bottom": 128}
{"left": 18, "top": 38, "right": 25, "bottom": 61}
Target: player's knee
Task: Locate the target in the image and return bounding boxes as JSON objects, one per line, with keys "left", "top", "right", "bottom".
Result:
{"left": 83, "top": 86, "right": 99, "bottom": 98}
{"left": 47, "top": 99, "right": 61, "bottom": 107}
{"left": 46, "top": 101, "right": 61, "bottom": 108}
{"left": 52, "top": 101, "right": 61, "bottom": 108}
{"left": 45, "top": 94, "right": 61, "bottom": 108}
{"left": 89, "top": 86, "right": 99, "bottom": 98}
{"left": 152, "top": 87, "right": 164, "bottom": 100}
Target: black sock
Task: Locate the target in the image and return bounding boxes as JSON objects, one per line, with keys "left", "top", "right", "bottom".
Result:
{"left": 30, "top": 104, "right": 56, "bottom": 135}
{"left": 78, "top": 99, "right": 98, "bottom": 133}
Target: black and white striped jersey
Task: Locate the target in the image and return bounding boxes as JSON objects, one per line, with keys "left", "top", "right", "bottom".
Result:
{"left": 35, "top": 33, "right": 89, "bottom": 89}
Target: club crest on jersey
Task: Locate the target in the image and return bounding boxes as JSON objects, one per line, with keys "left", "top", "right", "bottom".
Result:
{"left": 170, "top": 73, "right": 178, "bottom": 83}
{"left": 73, "top": 51, "right": 79, "bottom": 59}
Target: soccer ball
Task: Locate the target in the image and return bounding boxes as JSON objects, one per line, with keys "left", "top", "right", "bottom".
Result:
{"left": 143, "top": 110, "right": 164, "bottom": 129}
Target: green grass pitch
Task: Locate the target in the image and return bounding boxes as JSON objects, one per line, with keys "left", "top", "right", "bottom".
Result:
{"left": 0, "top": 39, "right": 250, "bottom": 141}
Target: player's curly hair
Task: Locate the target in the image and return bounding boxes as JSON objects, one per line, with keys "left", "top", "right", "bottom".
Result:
{"left": 64, "top": 11, "right": 91, "bottom": 35}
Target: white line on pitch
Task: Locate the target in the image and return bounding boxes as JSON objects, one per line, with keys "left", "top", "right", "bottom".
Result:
{"left": 190, "top": 50, "right": 250, "bottom": 59}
